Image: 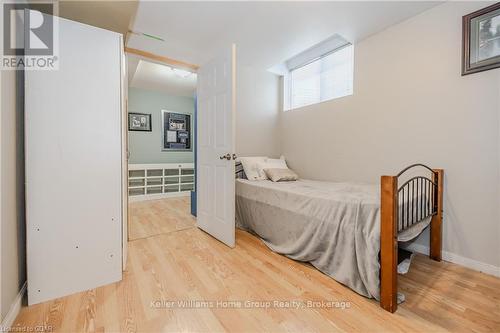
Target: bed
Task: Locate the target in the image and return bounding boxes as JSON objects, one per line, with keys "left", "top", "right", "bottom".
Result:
{"left": 235, "top": 162, "right": 443, "bottom": 313}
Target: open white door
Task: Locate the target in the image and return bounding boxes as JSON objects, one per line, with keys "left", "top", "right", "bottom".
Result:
{"left": 196, "top": 45, "right": 236, "bottom": 247}
{"left": 25, "top": 14, "right": 124, "bottom": 305}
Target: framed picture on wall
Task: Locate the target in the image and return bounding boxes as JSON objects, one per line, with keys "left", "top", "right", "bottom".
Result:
{"left": 129, "top": 113, "right": 152, "bottom": 131}
{"left": 462, "top": 2, "right": 500, "bottom": 75}
{"left": 162, "top": 110, "right": 191, "bottom": 151}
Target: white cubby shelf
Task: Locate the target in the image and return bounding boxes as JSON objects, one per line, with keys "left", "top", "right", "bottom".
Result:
{"left": 128, "top": 163, "right": 195, "bottom": 202}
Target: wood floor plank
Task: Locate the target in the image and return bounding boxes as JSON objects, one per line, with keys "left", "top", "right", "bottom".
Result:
{"left": 129, "top": 197, "right": 195, "bottom": 240}
{"left": 11, "top": 198, "right": 500, "bottom": 333}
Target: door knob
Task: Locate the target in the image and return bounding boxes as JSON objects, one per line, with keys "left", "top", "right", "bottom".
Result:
{"left": 220, "top": 153, "right": 231, "bottom": 160}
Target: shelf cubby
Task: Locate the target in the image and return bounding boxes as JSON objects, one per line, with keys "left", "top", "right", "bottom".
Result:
{"left": 128, "top": 163, "right": 194, "bottom": 202}
{"left": 129, "top": 170, "right": 145, "bottom": 179}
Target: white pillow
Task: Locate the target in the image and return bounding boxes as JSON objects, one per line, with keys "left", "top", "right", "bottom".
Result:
{"left": 256, "top": 157, "right": 289, "bottom": 180}
{"left": 239, "top": 156, "right": 267, "bottom": 180}
{"left": 264, "top": 168, "right": 299, "bottom": 182}
{"left": 261, "top": 158, "right": 288, "bottom": 169}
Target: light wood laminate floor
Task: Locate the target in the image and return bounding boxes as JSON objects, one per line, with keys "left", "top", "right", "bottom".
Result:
{"left": 12, "top": 200, "right": 500, "bottom": 332}
{"left": 129, "top": 197, "right": 195, "bottom": 240}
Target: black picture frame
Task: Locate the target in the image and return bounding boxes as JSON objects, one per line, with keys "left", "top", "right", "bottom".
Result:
{"left": 128, "top": 113, "right": 152, "bottom": 132}
{"left": 161, "top": 110, "right": 192, "bottom": 151}
{"left": 462, "top": 2, "right": 500, "bottom": 75}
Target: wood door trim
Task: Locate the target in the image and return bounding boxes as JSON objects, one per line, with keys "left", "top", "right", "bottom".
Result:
{"left": 125, "top": 47, "right": 199, "bottom": 71}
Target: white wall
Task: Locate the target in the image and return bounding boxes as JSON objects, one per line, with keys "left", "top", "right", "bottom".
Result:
{"left": 280, "top": 2, "right": 500, "bottom": 269}
{"left": 236, "top": 65, "right": 281, "bottom": 158}
{"left": 1, "top": 69, "right": 26, "bottom": 321}
{"left": 0, "top": 4, "right": 26, "bottom": 323}
{"left": 128, "top": 88, "right": 195, "bottom": 164}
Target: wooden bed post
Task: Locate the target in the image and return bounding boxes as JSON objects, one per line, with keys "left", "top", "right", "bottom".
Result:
{"left": 380, "top": 176, "right": 398, "bottom": 313}
{"left": 430, "top": 169, "right": 443, "bottom": 261}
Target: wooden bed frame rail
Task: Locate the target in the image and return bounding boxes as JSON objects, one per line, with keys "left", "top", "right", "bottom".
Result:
{"left": 380, "top": 165, "right": 443, "bottom": 312}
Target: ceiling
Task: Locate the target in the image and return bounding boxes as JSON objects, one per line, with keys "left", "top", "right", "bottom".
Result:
{"left": 56, "top": 1, "right": 442, "bottom": 93}
{"left": 128, "top": 57, "right": 197, "bottom": 97}
{"left": 127, "top": 1, "right": 441, "bottom": 69}
{"left": 57, "top": 0, "right": 138, "bottom": 36}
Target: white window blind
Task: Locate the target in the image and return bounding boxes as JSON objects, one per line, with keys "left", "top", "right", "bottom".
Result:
{"left": 285, "top": 44, "right": 353, "bottom": 111}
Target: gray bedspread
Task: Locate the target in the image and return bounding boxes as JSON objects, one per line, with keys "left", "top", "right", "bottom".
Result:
{"left": 236, "top": 178, "right": 432, "bottom": 300}
{"left": 236, "top": 179, "right": 383, "bottom": 299}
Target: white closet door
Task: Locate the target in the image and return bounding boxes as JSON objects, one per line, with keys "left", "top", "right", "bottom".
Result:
{"left": 196, "top": 45, "right": 236, "bottom": 247}
{"left": 25, "top": 14, "right": 124, "bottom": 305}
{"left": 121, "top": 42, "right": 128, "bottom": 271}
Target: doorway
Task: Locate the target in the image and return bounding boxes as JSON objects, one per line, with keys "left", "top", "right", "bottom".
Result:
{"left": 126, "top": 54, "right": 197, "bottom": 241}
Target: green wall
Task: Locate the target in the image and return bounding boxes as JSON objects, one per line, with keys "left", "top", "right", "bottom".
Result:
{"left": 128, "top": 88, "right": 195, "bottom": 164}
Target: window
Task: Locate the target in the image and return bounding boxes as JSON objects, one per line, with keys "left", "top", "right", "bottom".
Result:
{"left": 284, "top": 44, "right": 354, "bottom": 111}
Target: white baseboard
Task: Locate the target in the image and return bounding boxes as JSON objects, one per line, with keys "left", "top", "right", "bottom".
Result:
{"left": 129, "top": 191, "right": 190, "bottom": 202}
{"left": 404, "top": 243, "right": 500, "bottom": 278}
{"left": 1, "top": 282, "right": 27, "bottom": 329}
